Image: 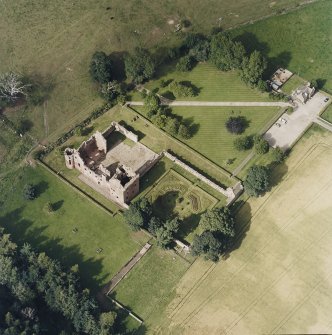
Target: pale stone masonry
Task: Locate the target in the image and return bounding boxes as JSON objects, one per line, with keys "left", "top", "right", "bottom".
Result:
{"left": 64, "top": 122, "right": 160, "bottom": 207}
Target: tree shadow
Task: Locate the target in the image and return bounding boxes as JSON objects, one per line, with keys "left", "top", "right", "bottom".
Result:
{"left": 112, "top": 306, "right": 147, "bottom": 335}
{"left": 267, "top": 160, "right": 289, "bottom": 190}
{"left": 316, "top": 78, "right": 327, "bottom": 89}
{"left": 181, "top": 116, "right": 200, "bottom": 136}
{"left": 267, "top": 51, "right": 292, "bottom": 77}
{"left": 154, "top": 191, "right": 179, "bottom": 220}
{"left": 118, "top": 120, "right": 145, "bottom": 140}
{"left": 177, "top": 213, "right": 200, "bottom": 240}
{"left": 161, "top": 90, "right": 176, "bottom": 100}
{"left": 35, "top": 180, "right": 49, "bottom": 197}
{"left": 109, "top": 51, "right": 129, "bottom": 82}
{"left": 52, "top": 200, "right": 64, "bottom": 211}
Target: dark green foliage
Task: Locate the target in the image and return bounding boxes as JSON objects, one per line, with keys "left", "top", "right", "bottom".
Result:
{"left": 199, "top": 207, "right": 235, "bottom": 236}
{"left": 176, "top": 55, "right": 195, "bottom": 72}
{"left": 182, "top": 33, "right": 206, "bottom": 51}
{"left": 124, "top": 198, "right": 152, "bottom": 231}
{"left": 178, "top": 123, "right": 192, "bottom": 139}
{"left": 155, "top": 218, "right": 180, "bottom": 249}
{"left": 271, "top": 146, "right": 285, "bottom": 163}
{"left": 165, "top": 117, "right": 180, "bottom": 136}
{"left": 23, "top": 184, "right": 36, "bottom": 200}
{"left": 17, "top": 119, "right": 33, "bottom": 134}
{"left": 148, "top": 216, "right": 163, "bottom": 235}
{"left": 233, "top": 136, "right": 253, "bottom": 151}
{"left": 99, "top": 80, "right": 125, "bottom": 103}
{"left": 144, "top": 91, "right": 160, "bottom": 114}
{"left": 191, "top": 231, "right": 222, "bottom": 262}
{"left": 310, "top": 79, "right": 318, "bottom": 89}
{"left": 225, "top": 116, "right": 247, "bottom": 134}
{"left": 253, "top": 135, "right": 269, "bottom": 155}
{"left": 189, "top": 40, "right": 210, "bottom": 62}
{"left": 210, "top": 33, "right": 246, "bottom": 70}
{"left": 168, "top": 81, "right": 195, "bottom": 98}
{"left": 244, "top": 165, "right": 270, "bottom": 197}
{"left": 125, "top": 48, "right": 155, "bottom": 84}
{"left": 89, "top": 51, "right": 113, "bottom": 84}
{"left": 44, "top": 202, "right": 54, "bottom": 213}
{"left": 257, "top": 79, "right": 269, "bottom": 92}
{"left": 0, "top": 229, "right": 116, "bottom": 335}
{"left": 240, "top": 50, "right": 267, "bottom": 87}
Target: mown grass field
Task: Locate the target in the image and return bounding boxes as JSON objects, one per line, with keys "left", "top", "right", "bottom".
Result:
{"left": 0, "top": 0, "right": 306, "bottom": 141}
{"left": 113, "top": 244, "right": 190, "bottom": 332}
{"left": 135, "top": 105, "right": 281, "bottom": 170}
{"left": 232, "top": 0, "right": 332, "bottom": 93}
{"left": 157, "top": 125, "right": 332, "bottom": 334}
{"left": 281, "top": 74, "right": 307, "bottom": 95}
{"left": 130, "top": 63, "right": 271, "bottom": 102}
{"left": 322, "top": 104, "right": 332, "bottom": 123}
{"left": 0, "top": 165, "right": 149, "bottom": 292}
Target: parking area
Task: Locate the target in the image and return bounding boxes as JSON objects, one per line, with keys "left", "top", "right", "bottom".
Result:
{"left": 264, "top": 92, "right": 330, "bottom": 150}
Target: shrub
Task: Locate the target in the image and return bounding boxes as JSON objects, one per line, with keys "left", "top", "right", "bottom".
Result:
{"left": 168, "top": 81, "right": 195, "bottom": 98}
{"left": 271, "top": 146, "right": 285, "bottom": 163}
{"left": 89, "top": 51, "right": 113, "bottom": 84}
{"left": 178, "top": 124, "right": 192, "bottom": 139}
{"left": 233, "top": 136, "right": 253, "bottom": 151}
{"left": 44, "top": 202, "right": 54, "bottom": 214}
{"left": 165, "top": 117, "right": 180, "bottom": 136}
{"left": 23, "top": 184, "right": 36, "bottom": 200}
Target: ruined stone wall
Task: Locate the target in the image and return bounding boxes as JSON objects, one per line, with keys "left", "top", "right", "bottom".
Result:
{"left": 136, "top": 155, "right": 161, "bottom": 176}
{"left": 94, "top": 131, "right": 107, "bottom": 152}
{"left": 113, "top": 122, "right": 138, "bottom": 142}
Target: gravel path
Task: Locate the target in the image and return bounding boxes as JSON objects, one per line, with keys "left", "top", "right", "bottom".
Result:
{"left": 127, "top": 101, "right": 290, "bottom": 107}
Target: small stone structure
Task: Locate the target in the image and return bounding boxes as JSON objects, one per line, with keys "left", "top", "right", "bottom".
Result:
{"left": 65, "top": 122, "right": 160, "bottom": 207}
{"left": 292, "top": 82, "right": 315, "bottom": 104}
{"left": 269, "top": 68, "right": 293, "bottom": 91}
{"left": 163, "top": 151, "right": 243, "bottom": 205}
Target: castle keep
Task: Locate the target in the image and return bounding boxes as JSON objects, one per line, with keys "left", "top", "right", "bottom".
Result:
{"left": 64, "top": 122, "right": 160, "bottom": 207}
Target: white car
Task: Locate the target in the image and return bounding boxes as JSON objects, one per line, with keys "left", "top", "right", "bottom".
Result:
{"left": 279, "top": 117, "right": 287, "bottom": 124}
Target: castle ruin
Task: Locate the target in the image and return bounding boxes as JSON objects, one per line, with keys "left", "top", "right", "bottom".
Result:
{"left": 64, "top": 122, "right": 160, "bottom": 207}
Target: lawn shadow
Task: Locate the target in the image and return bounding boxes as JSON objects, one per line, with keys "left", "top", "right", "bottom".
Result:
{"left": 0, "top": 208, "right": 108, "bottom": 294}
{"left": 161, "top": 90, "right": 176, "bottom": 100}
{"left": 267, "top": 51, "right": 292, "bottom": 77}
{"left": 139, "top": 160, "right": 167, "bottom": 194}
{"left": 154, "top": 190, "right": 179, "bottom": 220}
{"left": 35, "top": 180, "right": 49, "bottom": 197}
{"left": 52, "top": 200, "right": 64, "bottom": 211}
{"left": 267, "top": 160, "right": 289, "bottom": 190}
{"left": 177, "top": 213, "right": 200, "bottom": 241}
{"left": 118, "top": 120, "right": 145, "bottom": 141}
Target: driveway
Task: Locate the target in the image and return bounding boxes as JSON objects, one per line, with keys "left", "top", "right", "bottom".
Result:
{"left": 264, "top": 92, "right": 330, "bottom": 150}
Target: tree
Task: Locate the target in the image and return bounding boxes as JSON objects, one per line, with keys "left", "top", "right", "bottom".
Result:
{"left": 271, "top": 146, "right": 285, "bottom": 163}
{"left": 99, "top": 80, "right": 124, "bottom": 102}
{"left": 148, "top": 216, "right": 163, "bottom": 235}
{"left": 123, "top": 198, "right": 152, "bottom": 231}
{"left": 310, "top": 79, "right": 318, "bottom": 89}
{"left": 0, "top": 72, "right": 29, "bottom": 102}
{"left": 253, "top": 135, "right": 269, "bottom": 155}
{"left": 210, "top": 33, "right": 246, "bottom": 70}
{"left": 178, "top": 124, "right": 192, "bottom": 139}
{"left": 240, "top": 50, "right": 267, "bottom": 87}
{"left": 144, "top": 91, "right": 160, "bottom": 113}
{"left": 233, "top": 136, "right": 253, "bottom": 151}
{"left": 168, "top": 81, "right": 195, "bottom": 98}
{"left": 244, "top": 165, "right": 270, "bottom": 197}
{"left": 225, "top": 116, "right": 247, "bottom": 134}
{"left": 165, "top": 117, "right": 180, "bottom": 136}
{"left": 191, "top": 231, "right": 222, "bottom": 262}
{"left": 89, "top": 51, "right": 113, "bottom": 84}
{"left": 176, "top": 55, "right": 195, "bottom": 72}
{"left": 44, "top": 202, "right": 54, "bottom": 214}
{"left": 155, "top": 218, "right": 179, "bottom": 249}
{"left": 199, "top": 207, "right": 235, "bottom": 237}
{"left": 125, "top": 48, "right": 155, "bottom": 84}
{"left": 23, "top": 184, "right": 36, "bottom": 200}
{"left": 99, "top": 311, "right": 116, "bottom": 335}
{"left": 189, "top": 40, "right": 210, "bottom": 62}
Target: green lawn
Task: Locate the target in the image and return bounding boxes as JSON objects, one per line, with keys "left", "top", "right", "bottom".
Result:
{"left": 322, "top": 104, "right": 332, "bottom": 123}
{"left": 135, "top": 105, "right": 281, "bottom": 170}
{"left": 232, "top": 0, "right": 332, "bottom": 93}
{"left": 131, "top": 63, "right": 271, "bottom": 102}
{"left": 0, "top": 165, "right": 149, "bottom": 292}
{"left": 113, "top": 245, "right": 190, "bottom": 332}
{"left": 281, "top": 74, "right": 306, "bottom": 95}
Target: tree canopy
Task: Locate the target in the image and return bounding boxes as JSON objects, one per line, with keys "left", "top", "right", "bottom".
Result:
{"left": 210, "top": 33, "right": 246, "bottom": 70}
{"left": 125, "top": 48, "right": 155, "bottom": 84}
{"left": 191, "top": 231, "right": 222, "bottom": 262}
{"left": 225, "top": 116, "right": 247, "bottom": 134}
{"left": 253, "top": 135, "right": 270, "bottom": 155}
{"left": 244, "top": 165, "right": 270, "bottom": 197}
{"left": 89, "top": 51, "right": 113, "bottom": 84}
{"left": 240, "top": 50, "right": 267, "bottom": 87}
{"left": 233, "top": 136, "right": 253, "bottom": 151}
{"left": 123, "top": 198, "right": 152, "bottom": 231}
{"left": 176, "top": 55, "right": 195, "bottom": 72}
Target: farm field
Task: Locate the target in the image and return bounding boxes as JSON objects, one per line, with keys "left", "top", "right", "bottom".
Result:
{"left": 135, "top": 105, "right": 281, "bottom": 170}
{"left": 321, "top": 104, "right": 332, "bottom": 123}
{"left": 130, "top": 63, "right": 271, "bottom": 102}
{"left": 232, "top": 0, "right": 332, "bottom": 93}
{"left": 0, "top": 0, "right": 307, "bottom": 141}
{"left": 156, "top": 125, "right": 332, "bottom": 334}
{"left": 0, "top": 165, "right": 149, "bottom": 292}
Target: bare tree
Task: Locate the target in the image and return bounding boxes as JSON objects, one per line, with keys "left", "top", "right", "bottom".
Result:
{"left": 0, "top": 72, "right": 30, "bottom": 101}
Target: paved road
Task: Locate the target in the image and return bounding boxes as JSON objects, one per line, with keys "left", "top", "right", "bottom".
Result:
{"left": 127, "top": 101, "right": 290, "bottom": 107}
{"left": 264, "top": 92, "right": 331, "bottom": 150}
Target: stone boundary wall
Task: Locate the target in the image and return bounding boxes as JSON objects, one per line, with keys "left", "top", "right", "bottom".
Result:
{"left": 163, "top": 151, "right": 234, "bottom": 197}
{"left": 112, "top": 121, "right": 138, "bottom": 142}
